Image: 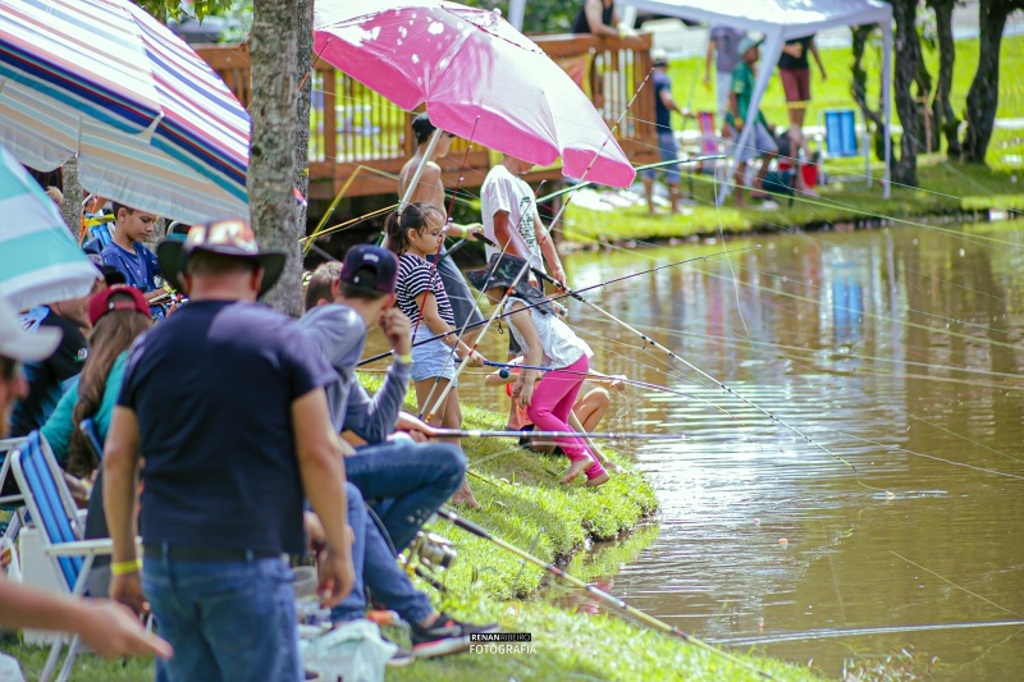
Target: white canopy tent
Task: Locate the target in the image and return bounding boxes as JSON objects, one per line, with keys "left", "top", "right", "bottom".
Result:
{"left": 616, "top": 0, "right": 893, "bottom": 198}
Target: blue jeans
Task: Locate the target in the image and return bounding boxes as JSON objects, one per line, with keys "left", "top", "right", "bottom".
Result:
{"left": 330, "top": 483, "right": 434, "bottom": 626}
{"left": 143, "top": 550, "right": 300, "bottom": 682}
{"left": 343, "top": 439, "right": 465, "bottom": 552}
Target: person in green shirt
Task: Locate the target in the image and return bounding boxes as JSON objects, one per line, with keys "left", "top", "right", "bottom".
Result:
{"left": 725, "top": 37, "right": 778, "bottom": 209}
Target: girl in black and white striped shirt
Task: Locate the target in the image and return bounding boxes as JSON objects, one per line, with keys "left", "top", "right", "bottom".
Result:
{"left": 386, "top": 202, "right": 485, "bottom": 507}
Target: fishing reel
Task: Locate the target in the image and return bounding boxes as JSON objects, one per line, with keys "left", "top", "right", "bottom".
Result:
{"left": 410, "top": 531, "right": 457, "bottom": 571}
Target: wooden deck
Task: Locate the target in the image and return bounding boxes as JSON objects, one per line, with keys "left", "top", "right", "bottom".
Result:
{"left": 195, "top": 34, "right": 656, "bottom": 204}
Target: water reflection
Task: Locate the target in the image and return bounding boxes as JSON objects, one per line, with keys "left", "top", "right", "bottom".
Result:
{"left": 364, "top": 223, "right": 1024, "bottom": 679}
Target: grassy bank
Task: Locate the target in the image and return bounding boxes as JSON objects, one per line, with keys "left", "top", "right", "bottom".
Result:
{"left": 2, "top": 389, "right": 823, "bottom": 681}
{"left": 562, "top": 153, "right": 1022, "bottom": 247}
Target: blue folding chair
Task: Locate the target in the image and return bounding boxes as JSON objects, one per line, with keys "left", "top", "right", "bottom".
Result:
{"left": 822, "top": 108, "right": 872, "bottom": 187}
{"left": 0, "top": 436, "right": 27, "bottom": 543}
{"left": 10, "top": 431, "right": 119, "bottom": 682}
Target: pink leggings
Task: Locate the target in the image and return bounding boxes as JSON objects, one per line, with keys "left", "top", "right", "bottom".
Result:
{"left": 525, "top": 355, "right": 607, "bottom": 480}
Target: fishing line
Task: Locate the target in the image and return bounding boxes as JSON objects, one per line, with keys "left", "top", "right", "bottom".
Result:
{"left": 530, "top": 269, "right": 859, "bottom": 473}
{"left": 569, "top": 326, "right": 761, "bottom": 440}
{"left": 437, "top": 507, "right": 776, "bottom": 680}
{"left": 694, "top": 265, "right": 1024, "bottom": 351}
{"left": 420, "top": 62, "right": 661, "bottom": 423}
{"left": 624, "top": 314, "right": 1024, "bottom": 470}
{"left": 888, "top": 550, "right": 1024, "bottom": 619}
{"left": 640, "top": 324, "right": 1024, "bottom": 386}
{"left": 713, "top": 619, "right": 1024, "bottom": 647}
{"left": 358, "top": 248, "right": 758, "bottom": 367}
{"left": 430, "top": 428, "right": 681, "bottom": 441}
{"left": 482, "top": 360, "right": 703, "bottom": 401}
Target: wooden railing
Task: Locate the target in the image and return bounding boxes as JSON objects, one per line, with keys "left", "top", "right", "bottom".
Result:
{"left": 194, "top": 33, "right": 655, "bottom": 202}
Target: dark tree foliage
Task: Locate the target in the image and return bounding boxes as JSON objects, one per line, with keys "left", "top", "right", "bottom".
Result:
{"left": 459, "top": 0, "right": 577, "bottom": 34}
{"left": 133, "top": 0, "right": 233, "bottom": 21}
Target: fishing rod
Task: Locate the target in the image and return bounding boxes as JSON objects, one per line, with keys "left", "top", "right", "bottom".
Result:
{"left": 419, "top": 63, "right": 663, "bottom": 424}
{"left": 436, "top": 507, "right": 774, "bottom": 680}
{"left": 429, "top": 428, "right": 681, "bottom": 441}
{"left": 529, "top": 269, "right": 858, "bottom": 473}
{"left": 358, "top": 245, "right": 761, "bottom": 367}
{"left": 535, "top": 154, "right": 725, "bottom": 204}
{"left": 483, "top": 360, "right": 702, "bottom": 402}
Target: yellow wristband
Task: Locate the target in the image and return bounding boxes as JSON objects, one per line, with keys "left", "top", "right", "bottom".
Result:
{"left": 111, "top": 558, "right": 142, "bottom": 576}
{"left": 395, "top": 352, "right": 413, "bottom": 364}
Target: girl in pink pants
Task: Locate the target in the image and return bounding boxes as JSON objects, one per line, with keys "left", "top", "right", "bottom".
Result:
{"left": 469, "top": 254, "right": 610, "bottom": 487}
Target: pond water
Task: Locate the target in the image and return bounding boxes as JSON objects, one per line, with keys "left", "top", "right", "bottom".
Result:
{"left": 415, "top": 221, "right": 1024, "bottom": 680}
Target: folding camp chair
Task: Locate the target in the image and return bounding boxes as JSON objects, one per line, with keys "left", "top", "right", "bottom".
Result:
{"left": 0, "top": 437, "right": 27, "bottom": 543}
{"left": 10, "top": 431, "right": 120, "bottom": 682}
{"left": 822, "top": 108, "right": 872, "bottom": 187}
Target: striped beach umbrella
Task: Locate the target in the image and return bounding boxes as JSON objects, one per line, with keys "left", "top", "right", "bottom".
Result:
{"left": 0, "top": 143, "right": 97, "bottom": 311}
{"left": 0, "top": 0, "right": 250, "bottom": 224}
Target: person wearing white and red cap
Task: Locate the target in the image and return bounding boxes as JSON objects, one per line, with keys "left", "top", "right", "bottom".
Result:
{"left": 0, "top": 294, "right": 171, "bottom": 669}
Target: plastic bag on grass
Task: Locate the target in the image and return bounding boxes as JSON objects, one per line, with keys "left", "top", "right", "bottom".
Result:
{"left": 301, "top": 618, "right": 397, "bottom": 682}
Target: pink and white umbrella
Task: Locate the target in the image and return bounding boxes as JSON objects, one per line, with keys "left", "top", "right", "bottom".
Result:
{"left": 314, "top": 0, "right": 636, "bottom": 188}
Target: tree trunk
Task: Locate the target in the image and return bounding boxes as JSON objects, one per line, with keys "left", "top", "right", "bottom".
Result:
{"left": 294, "top": 0, "right": 312, "bottom": 238}
{"left": 928, "top": 0, "right": 961, "bottom": 158}
{"left": 892, "top": 0, "right": 921, "bottom": 186}
{"left": 962, "top": 0, "right": 1014, "bottom": 163}
{"left": 850, "top": 25, "right": 889, "bottom": 161}
{"left": 914, "top": 57, "right": 936, "bottom": 153}
{"left": 249, "top": 0, "right": 301, "bottom": 315}
{"left": 59, "top": 158, "right": 82, "bottom": 239}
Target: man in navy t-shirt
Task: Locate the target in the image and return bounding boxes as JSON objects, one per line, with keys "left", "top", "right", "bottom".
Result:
{"left": 103, "top": 220, "right": 355, "bottom": 682}
{"left": 641, "top": 49, "right": 687, "bottom": 215}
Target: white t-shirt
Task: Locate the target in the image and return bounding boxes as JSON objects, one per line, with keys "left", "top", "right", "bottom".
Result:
{"left": 481, "top": 164, "right": 545, "bottom": 273}
{"left": 504, "top": 297, "right": 592, "bottom": 369}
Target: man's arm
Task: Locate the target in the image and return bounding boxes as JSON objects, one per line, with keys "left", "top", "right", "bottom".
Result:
{"left": 584, "top": 0, "right": 618, "bottom": 37}
{"left": 292, "top": 388, "right": 355, "bottom": 607}
{"left": 0, "top": 578, "right": 172, "bottom": 659}
{"left": 103, "top": 406, "right": 146, "bottom": 615}
{"left": 535, "top": 214, "right": 566, "bottom": 286}
{"left": 492, "top": 211, "right": 532, "bottom": 261}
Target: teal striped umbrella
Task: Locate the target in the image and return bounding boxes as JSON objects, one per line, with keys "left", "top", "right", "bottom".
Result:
{"left": 0, "top": 143, "right": 97, "bottom": 311}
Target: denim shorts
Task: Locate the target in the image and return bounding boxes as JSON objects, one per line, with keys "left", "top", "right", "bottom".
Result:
{"left": 642, "top": 131, "right": 681, "bottom": 184}
{"left": 411, "top": 334, "right": 459, "bottom": 385}
{"left": 730, "top": 120, "right": 778, "bottom": 164}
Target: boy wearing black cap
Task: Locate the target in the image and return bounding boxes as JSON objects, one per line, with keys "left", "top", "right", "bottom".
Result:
{"left": 300, "top": 246, "right": 495, "bottom": 657}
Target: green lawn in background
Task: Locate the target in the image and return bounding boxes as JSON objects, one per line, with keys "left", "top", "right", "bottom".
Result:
{"left": 663, "top": 34, "right": 1024, "bottom": 129}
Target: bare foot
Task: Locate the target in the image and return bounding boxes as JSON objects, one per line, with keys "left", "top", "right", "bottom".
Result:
{"left": 585, "top": 472, "right": 610, "bottom": 488}
{"left": 603, "top": 461, "right": 622, "bottom": 474}
{"left": 560, "top": 456, "right": 594, "bottom": 484}
{"left": 450, "top": 480, "right": 480, "bottom": 509}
